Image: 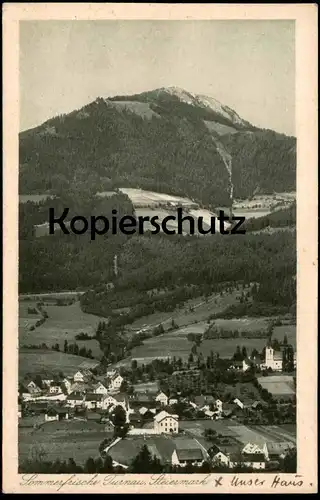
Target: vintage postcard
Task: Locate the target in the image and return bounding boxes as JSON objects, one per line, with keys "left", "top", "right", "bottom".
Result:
{"left": 2, "top": 2, "right": 318, "bottom": 494}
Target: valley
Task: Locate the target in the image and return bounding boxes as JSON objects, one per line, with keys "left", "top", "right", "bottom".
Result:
{"left": 17, "top": 85, "right": 297, "bottom": 475}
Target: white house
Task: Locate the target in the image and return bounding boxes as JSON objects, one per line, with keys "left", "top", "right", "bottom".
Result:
{"left": 242, "top": 454, "right": 266, "bottom": 469}
{"left": 42, "top": 379, "right": 54, "bottom": 388}
{"left": 84, "top": 393, "right": 105, "bottom": 410}
{"left": 242, "top": 358, "right": 251, "bottom": 372}
{"left": 204, "top": 409, "right": 215, "bottom": 419}
{"left": 49, "top": 384, "right": 62, "bottom": 394}
{"left": 155, "top": 391, "right": 168, "bottom": 406}
{"left": 212, "top": 451, "right": 230, "bottom": 467}
{"left": 153, "top": 411, "right": 179, "bottom": 434}
{"left": 215, "top": 399, "right": 223, "bottom": 413}
{"left": 45, "top": 407, "right": 69, "bottom": 422}
{"left": 171, "top": 438, "right": 205, "bottom": 467}
{"left": 73, "top": 371, "right": 85, "bottom": 383}
{"left": 107, "top": 374, "right": 123, "bottom": 392}
{"left": 92, "top": 382, "right": 108, "bottom": 395}
{"left": 242, "top": 443, "right": 264, "bottom": 454}
{"left": 27, "top": 381, "right": 42, "bottom": 395}
{"left": 73, "top": 369, "right": 93, "bottom": 383}
{"left": 103, "top": 394, "right": 118, "bottom": 409}
{"left": 233, "top": 398, "right": 244, "bottom": 410}
{"left": 45, "top": 409, "right": 59, "bottom": 422}
{"left": 169, "top": 398, "right": 178, "bottom": 405}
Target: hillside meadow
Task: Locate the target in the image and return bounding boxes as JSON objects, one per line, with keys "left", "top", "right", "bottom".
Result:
{"left": 19, "top": 349, "right": 99, "bottom": 379}
{"left": 19, "top": 300, "right": 103, "bottom": 359}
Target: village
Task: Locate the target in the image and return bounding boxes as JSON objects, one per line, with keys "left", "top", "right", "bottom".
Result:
{"left": 19, "top": 342, "right": 296, "bottom": 472}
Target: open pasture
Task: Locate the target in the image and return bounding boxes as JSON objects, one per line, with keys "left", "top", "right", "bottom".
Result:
{"left": 19, "top": 300, "right": 103, "bottom": 358}
{"left": 19, "top": 349, "right": 99, "bottom": 379}
{"left": 273, "top": 324, "right": 296, "bottom": 347}
{"left": 210, "top": 317, "right": 271, "bottom": 333}
{"left": 199, "top": 338, "right": 267, "bottom": 359}
{"left": 125, "top": 289, "right": 241, "bottom": 334}
{"left": 180, "top": 420, "right": 296, "bottom": 446}
{"left": 19, "top": 419, "right": 108, "bottom": 466}
{"left": 257, "top": 375, "right": 295, "bottom": 397}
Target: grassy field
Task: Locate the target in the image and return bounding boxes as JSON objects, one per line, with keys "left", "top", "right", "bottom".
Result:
{"left": 209, "top": 317, "right": 271, "bottom": 333}
{"left": 19, "top": 419, "right": 109, "bottom": 466}
{"left": 273, "top": 324, "right": 296, "bottom": 348}
{"left": 19, "top": 300, "right": 103, "bottom": 358}
{"left": 257, "top": 375, "right": 295, "bottom": 397}
{"left": 125, "top": 289, "right": 241, "bottom": 334}
{"left": 116, "top": 286, "right": 295, "bottom": 366}
{"left": 119, "top": 188, "right": 195, "bottom": 207}
{"left": 180, "top": 419, "right": 296, "bottom": 446}
{"left": 19, "top": 349, "right": 99, "bottom": 379}
{"left": 199, "top": 338, "right": 268, "bottom": 359}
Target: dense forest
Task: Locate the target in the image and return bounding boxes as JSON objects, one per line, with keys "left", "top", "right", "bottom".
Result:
{"left": 243, "top": 203, "right": 296, "bottom": 232}
{"left": 19, "top": 88, "right": 296, "bottom": 206}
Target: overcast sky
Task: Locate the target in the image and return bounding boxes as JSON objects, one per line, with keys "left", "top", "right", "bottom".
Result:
{"left": 20, "top": 20, "right": 295, "bottom": 135}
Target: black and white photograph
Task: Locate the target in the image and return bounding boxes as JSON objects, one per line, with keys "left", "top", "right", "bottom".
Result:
{"left": 2, "top": 3, "right": 318, "bottom": 494}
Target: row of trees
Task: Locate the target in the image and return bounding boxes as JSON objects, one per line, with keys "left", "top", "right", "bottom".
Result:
{"left": 19, "top": 444, "right": 297, "bottom": 474}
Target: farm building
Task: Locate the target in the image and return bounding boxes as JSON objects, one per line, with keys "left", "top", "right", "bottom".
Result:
{"left": 171, "top": 438, "right": 206, "bottom": 467}
{"left": 263, "top": 441, "right": 295, "bottom": 461}
{"left": 45, "top": 407, "right": 69, "bottom": 422}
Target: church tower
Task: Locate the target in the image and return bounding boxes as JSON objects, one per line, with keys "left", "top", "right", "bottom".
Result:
{"left": 265, "top": 346, "right": 274, "bottom": 367}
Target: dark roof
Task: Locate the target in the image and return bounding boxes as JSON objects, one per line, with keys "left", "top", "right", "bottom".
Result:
{"left": 28, "top": 401, "right": 48, "bottom": 410}
{"left": 68, "top": 392, "right": 84, "bottom": 400}
{"left": 46, "top": 407, "right": 68, "bottom": 416}
{"left": 113, "top": 393, "right": 128, "bottom": 402}
{"left": 267, "top": 442, "right": 295, "bottom": 455}
{"left": 194, "top": 395, "right": 215, "bottom": 406}
{"left": 243, "top": 453, "right": 265, "bottom": 462}
{"left": 176, "top": 449, "right": 204, "bottom": 461}
{"left": 132, "top": 393, "right": 154, "bottom": 403}
{"left": 129, "top": 412, "right": 141, "bottom": 421}
{"left": 233, "top": 360, "right": 243, "bottom": 367}
{"left": 85, "top": 393, "right": 103, "bottom": 402}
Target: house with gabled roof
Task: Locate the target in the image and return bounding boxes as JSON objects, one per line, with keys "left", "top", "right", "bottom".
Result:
{"left": 49, "top": 382, "right": 63, "bottom": 394}
{"left": 242, "top": 452, "right": 266, "bottom": 469}
{"left": 45, "top": 406, "right": 69, "bottom": 422}
{"left": 27, "top": 381, "right": 42, "bottom": 395}
{"left": 106, "top": 373, "right": 123, "bottom": 392}
{"left": 155, "top": 391, "right": 168, "bottom": 406}
{"left": 92, "top": 381, "right": 108, "bottom": 395}
{"left": 73, "top": 369, "right": 94, "bottom": 383}
{"left": 84, "top": 393, "right": 105, "bottom": 410}
{"left": 153, "top": 411, "right": 179, "bottom": 434}
{"left": 171, "top": 437, "right": 206, "bottom": 467}
{"left": 66, "top": 391, "right": 85, "bottom": 407}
